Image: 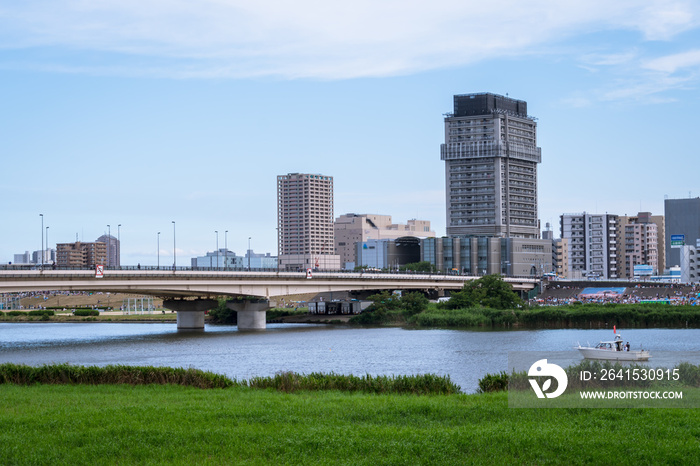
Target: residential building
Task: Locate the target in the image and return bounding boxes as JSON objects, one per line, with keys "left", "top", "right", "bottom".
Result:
{"left": 664, "top": 198, "right": 700, "bottom": 268}
{"left": 277, "top": 173, "right": 340, "bottom": 270}
{"left": 441, "top": 93, "right": 541, "bottom": 238}
{"left": 56, "top": 242, "right": 107, "bottom": 268}
{"left": 560, "top": 213, "right": 620, "bottom": 279}
{"left": 334, "top": 214, "right": 435, "bottom": 269}
{"left": 618, "top": 212, "right": 665, "bottom": 278}
{"left": 553, "top": 238, "right": 569, "bottom": 279}
{"left": 680, "top": 245, "right": 699, "bottom": 283}
{"left": 96, "top": 234, "right": 120, "bottom": 268}
{"left": 621, "top": 213, "right": 659, "bottom": 277}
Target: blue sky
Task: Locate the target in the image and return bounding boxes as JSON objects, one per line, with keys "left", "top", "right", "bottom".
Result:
{"left": 2, "top": 1, "right": 700, "bottom": 266}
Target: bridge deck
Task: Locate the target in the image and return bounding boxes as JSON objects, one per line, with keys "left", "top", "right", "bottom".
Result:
{"left": 0, "top": 270, "right": 537, "bottom": 299}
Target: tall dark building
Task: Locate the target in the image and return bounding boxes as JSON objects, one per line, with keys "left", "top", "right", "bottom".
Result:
{"left": 441, "top": 93, "right": 541, "bottom": 238}
{"left": 664, "top": 197, "right": 700, "bottom": 268}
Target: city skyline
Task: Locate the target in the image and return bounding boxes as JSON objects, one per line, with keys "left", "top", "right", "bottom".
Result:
{"left": 2, "top": 2, "right": 700, "bottom": 266}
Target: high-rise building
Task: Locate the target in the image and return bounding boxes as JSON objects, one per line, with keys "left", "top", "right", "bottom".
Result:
{"left": 334, "top": 214, "right": 435, "bottom": 269}
{"left": 277, "top": 173, "right": 340, "bottom": 271}
{"left": 441, "top": 93, "right": 541, "bottom": 238}
{"left": 560, "top": 213, "right": 620, "bottom": 279}
{"left": 664, "top": 198, "right": 700, "bottom": 268}
{"left": 96, "top": 234, "right": 119, "bottom": 268}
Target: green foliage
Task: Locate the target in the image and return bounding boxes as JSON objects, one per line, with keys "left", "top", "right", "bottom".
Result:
{"left": 399, "top": 261, "right": 436, "bottom": 273}
{"left": 444, "top": 274, "right": 523, "bottom": 310}
{"left": 400, "top": 292, "right": 429, "bottom": 316}
{"left": 499, "top": 360, "right": 700, "bottom": 393}
{"left": 73, "top": 309, "right": 99, "bottom": 316}
{"left": 247, "top": 371, "right": 460, "bottom": 395}
{"left": 477, "top": 371, "right": 509, "bottom": 393}
{"left": 2, "top": 384, "right": 700, "bottom": 464}
{"left": 350, "top": 291, "right": 429, "bottom": 324}
{"left": 0, "top": 363, "right": 234, "bottom": 389}
{"left": 27, "top": 310, "right": 55, "bottom": 316}
{"left": 207, "top": 298, "right": 237, "bottom": 324}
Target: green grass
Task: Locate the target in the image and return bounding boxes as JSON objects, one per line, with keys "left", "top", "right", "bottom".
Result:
{"left": 0, "top": 384, "right": 698, "bottom": 464}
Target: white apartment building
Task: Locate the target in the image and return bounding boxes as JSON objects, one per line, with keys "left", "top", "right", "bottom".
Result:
{"left": 334, "top": 214, "right": 435, "bottom": 269}
{"left": 277, "top": 173, "right": 340, "bottom": 271}
{"left": 441, "top": 93, "right": 541, "bottom": 239}
{"left": 560, "top": 213, "right": 620, "bottom": 279}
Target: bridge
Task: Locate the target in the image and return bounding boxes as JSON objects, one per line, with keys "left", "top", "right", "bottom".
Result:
{"left": 0, "top": 269, "right": 538, "bottom": 330}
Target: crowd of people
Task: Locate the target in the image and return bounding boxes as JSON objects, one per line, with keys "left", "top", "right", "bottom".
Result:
{"left": 535, "top": 282, "right": 700, "bottom": 306}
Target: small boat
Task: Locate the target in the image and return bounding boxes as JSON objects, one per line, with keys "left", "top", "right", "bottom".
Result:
{"left": 577, "top": 331, "right": 651, "bottom": 361}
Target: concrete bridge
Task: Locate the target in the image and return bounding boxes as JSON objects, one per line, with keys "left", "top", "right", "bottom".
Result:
{"left": 0, "top": 270, "right": 537, "bottom": 330}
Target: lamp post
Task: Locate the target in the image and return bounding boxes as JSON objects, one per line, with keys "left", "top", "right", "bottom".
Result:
{"left": 215, "top": 230, "right": 219, "bottom": 270}
{"left": 157, "top": 232, "right": 161, "bottom": 269}
{"left": 224, "top": 230, "right": 228, "bottom": 270}
{"left": 107, "top": 224, "right": 111, "bottom": 269}
{"left": 40, "top": 214, "right": 43, "bottom": 269}
{"left": 117, "top": 224, "right": 121, "bottom": 269}
{"left": 172, "top": 221, "right": 176, "bottom": 271}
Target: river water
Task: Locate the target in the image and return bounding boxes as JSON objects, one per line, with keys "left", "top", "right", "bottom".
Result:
{"left": 2, "top": 323, "right": 699, "bottom": 393}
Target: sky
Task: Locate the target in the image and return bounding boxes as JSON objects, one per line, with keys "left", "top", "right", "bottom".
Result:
{"left": 2, "top": 0, "right": 700, "bottom": 266}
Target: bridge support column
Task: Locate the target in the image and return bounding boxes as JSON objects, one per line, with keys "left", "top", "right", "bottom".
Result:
{"left": 164, "top": 299, "right": 218, "bottom": 330}
{"left": 226, "top": 299, "right": 269, "bottom": 330}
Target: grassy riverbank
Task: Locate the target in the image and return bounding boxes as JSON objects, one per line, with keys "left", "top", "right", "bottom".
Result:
{"left": 351, "top": 302, "right": 700, "bottom": 329}
{"left": 1, "top": 383, "right": 698, "bottom": 464}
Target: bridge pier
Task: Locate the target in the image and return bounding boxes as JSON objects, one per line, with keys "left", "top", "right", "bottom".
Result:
{"left": 164, "top": 299, "right": 218, "bottom": 330}
{"left": 226, "top": 299, "right": 269, "bottom": 330}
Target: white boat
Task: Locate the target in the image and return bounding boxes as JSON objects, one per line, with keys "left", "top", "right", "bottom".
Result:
{"left": 577, "top": 333, "right": 651, "bottom": 361}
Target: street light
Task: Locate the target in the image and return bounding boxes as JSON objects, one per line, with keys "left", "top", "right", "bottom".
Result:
{"left": 215, "top": 230, "right": 219, "bottom": 270}
{"left": 117, "top": 224, "right": 121, "bottom": 269}
{"left": 107, "top": 224, "right": 111, "bottom": 269}
{"left": 248, "top": 237, "right": 251, "bottom": 270}
{"left": 157, "top": 232, "right": 161, "bottom": 269}
{"left": 172, "top": 221, "right": 176, "bottom": 271}
{"left": 40, "top": 214, "right": 43, "bottom": 269}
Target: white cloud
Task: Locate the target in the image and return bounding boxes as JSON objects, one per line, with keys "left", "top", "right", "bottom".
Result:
{"left": 643, "top": 49, "right": 700, "bottom": 73}
{"left": 0, "top": 1, "right": 698, "bottom": 79}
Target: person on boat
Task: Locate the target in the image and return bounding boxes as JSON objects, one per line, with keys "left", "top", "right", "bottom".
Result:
{"left": 625, "top": 342, "right": 630, "bottom": 352}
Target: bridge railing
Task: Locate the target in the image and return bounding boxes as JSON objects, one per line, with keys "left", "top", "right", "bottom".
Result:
{"left": 0, "top": 264, "right": 541, "bottom": 280}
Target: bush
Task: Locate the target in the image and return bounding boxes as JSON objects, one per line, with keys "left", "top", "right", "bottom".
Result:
{"left": 208, "top": 299, "right": 237, "bottom": 324}
{"left": 28, "top": 310, "right": 55, "bottom": 316}
{"left": 73, "top": 309, "right": 99, "bottom": 317}
{"left": 477, "top": 372, "right": 509, "bottom": 393}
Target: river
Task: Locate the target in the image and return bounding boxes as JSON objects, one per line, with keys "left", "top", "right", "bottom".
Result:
{"left": 2, "top": 323, "right": 699, "bottom": 393}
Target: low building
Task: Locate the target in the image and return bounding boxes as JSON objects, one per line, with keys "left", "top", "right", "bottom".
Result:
{"left": 421, "top": 236, "right": 553, "bottom": 276}
{"left": 191, "top": 249, "right": 243, "bottom": 269}
{"left": 335, "top": 214, "right": 435, "bottom": 269}
{"left": 355, "top": 237, "right": 421, "bottom": 270}
{"left": 190, "top": 249, "right": 278, "bottom": 270}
